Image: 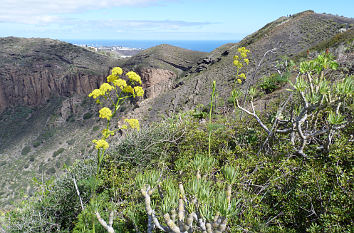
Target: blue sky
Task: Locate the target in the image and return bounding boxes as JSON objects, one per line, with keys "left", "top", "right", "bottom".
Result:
{"left": 0, "top": 0, "right": 353, "bottom": 40}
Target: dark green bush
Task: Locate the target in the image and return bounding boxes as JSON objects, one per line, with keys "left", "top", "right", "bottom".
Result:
{"left": 33, "top": 129, "right": 56, "bottom": 148}
{"left": 77, "top": 112, "right": 354, "bottom": 232}
{"left": 21, "top": 146, "right": 31, "bottom": 155}
{"left": 32, "top": 140, "right": 41, "bottom": 148}
{"left": 46, "top": 167, "right": 56, "bottom": 175}
{"left": 83, "top": 112, "right": 93, "bottom": 120}
{"left": 92, "top": 126, "right": 100, "bottom": 132}
{"left": 259, "top": 72, "right": 289, "bottom": 93}
{"left": 53, "top": 148, "right": 65, "bottom": 157}
{"left": 66, "top": 114, "right": 75, "bottom": 122}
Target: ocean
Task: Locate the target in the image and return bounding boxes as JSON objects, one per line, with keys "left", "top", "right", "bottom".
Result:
{"left": 63, "top": 39, "right": 237, "bottom": 52}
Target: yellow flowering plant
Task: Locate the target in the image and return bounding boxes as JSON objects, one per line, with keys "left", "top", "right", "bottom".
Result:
{"left": 87, "top": 67, "right": 144, "bottom": 229}
{"left": 88, "top": 67, "right": 144, "bottom": 174}
{"left": 233, "top": 47, "right": 250, "bottom": 85}
{"left": 124, "top": 119, "right": 140, "bottom": 131}
{"left": 231, "top": 47, "right": 251, "bottom": 113}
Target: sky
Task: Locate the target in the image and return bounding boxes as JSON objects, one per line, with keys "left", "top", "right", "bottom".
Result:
{"left": 0, "top": 0, "right": 353, "bottom": 41}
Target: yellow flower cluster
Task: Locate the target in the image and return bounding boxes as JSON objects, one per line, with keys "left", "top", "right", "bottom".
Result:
{"left": 99, "top": 107, "right": 112, "bottom": 120}
{"left": 233, "top": 59, "right": 243, "bottom": 69}
{"left": 126, "top": 71, "right": 142, "bottom": 85}
{"left": 102, "top": 129, "right": 114, "bottom": 138}
{"left": 88, "top": 89, "right": 103, "bottom": 99}
{"left": 92, "top": 139, "right": 109, "bottom": 150}
{"left": 88, "top": 83, "right": 114, "bottom": 99}
{"left": 134, "top": 86, "right": 144, "bottom": 97}
{"left": 111, "top": 67, "right": 123, "bottom": 76}
{"left": 107, "top": 74, "right": 117, "bottom": 83}
{"left": 124, "top": 118, "right": 140, "bottom": 131}
{"left": 237, "top": 72, "right": 246, "bottom": 83}
{"left": 89, "top": 67, "right": 144, "bottom": 102}
{"left": 100, "top": 83, "right": 114, "bottom": 95}
{"left": 233, "top": 47, "right": 250, "bottom": 85}
{"left": 238, "top": 47, "right": 250, "bottom": 58}
{"left": 238, "top": 73, "right": 246, "bottom": 79}
{"left": 113, "top": 79, "right": 127, "bottom": 90}
{"left": 123, "top": 85, "right": 134, "bottom": 95}
{"left": 107, "top": 67, "right": 123, "bottom": 83}
{"left": 89, "top": 66, "right": 144, "bottom": 192}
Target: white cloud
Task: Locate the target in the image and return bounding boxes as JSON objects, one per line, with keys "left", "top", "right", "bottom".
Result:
{"left": 0, "top": 0, "right": 166, "bottom": 24}
{"left": 88, "top": 19, "right": 212, "bottom": 30}
{"left": 0, "top": 0, "right": 216, "bottom": 39}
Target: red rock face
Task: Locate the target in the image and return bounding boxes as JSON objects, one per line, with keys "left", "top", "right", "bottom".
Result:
{"left": 138, "top": 67, "right": 176, "bottom": 99}
{"left": 0, "top": 66, "right": 177, "bottom": 113}
{"left": 0, "top": 37, "right": 117, "bottom": 112}
{"left": 0, "top": 83, "right": 6, "bottom": 112}
{"left": 0, "top": 67, "right": 106, "bottom": 111}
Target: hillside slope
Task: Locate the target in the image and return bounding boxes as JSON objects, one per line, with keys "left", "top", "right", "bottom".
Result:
{"left": 0, "top": 10, "right": 353, "bottom": 208}
{"left": 0, "top": 39, "right": 206, "bottom": 207}
{"left": 133, "top": 11, "right": 354, "bottom": 121}
{"left": 0, "top": 37, "right": 119, "bottom": 112}
{"left": 123, "top": 44, "right": 206, "bottom": 74}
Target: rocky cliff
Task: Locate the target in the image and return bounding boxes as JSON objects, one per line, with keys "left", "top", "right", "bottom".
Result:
{"left": 0, "top": 37, "right": 117, "bottom": 112}
{"left": 139, "top": 67, "right": 176, "bottom": 98}
{"left": 0, "top": 39, "right": 206, "bottom": 113}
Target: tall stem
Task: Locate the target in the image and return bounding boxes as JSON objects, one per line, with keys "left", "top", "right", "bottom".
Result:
{"left": 208, "top": 81, "right": 216, "bottom": 157}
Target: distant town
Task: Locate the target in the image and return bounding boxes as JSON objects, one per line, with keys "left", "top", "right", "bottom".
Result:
{"left": 75, "top": 44, "right": 143, "bottom": 58}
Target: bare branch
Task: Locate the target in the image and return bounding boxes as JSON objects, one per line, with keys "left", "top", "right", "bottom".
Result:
{"left": 72, "top": 177, "right": 84, "bottom": 211}
{"left": 236, "top": 99, "right": 270, "bottom": 134}
{"left": 96, "top": 211, "right": 115, "bottom": 233}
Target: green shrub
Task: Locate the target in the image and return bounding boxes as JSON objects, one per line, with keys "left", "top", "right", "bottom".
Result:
{"left": 55, "top": 161, "right": 62, "bottom": 169}
{"left": 21, "top": 146, "right": 31, "bottom": 155}
{"left": 53, "top": 148, "right": 65, "bottom": 157}
{"left": 110, "top": 119, "right": 181, "bottom": 166}
{"left": 46, "top": 167, "right": 56, "bottom": 175}
{"left": 83, "top": 112, "right": 93, "bottom": 120}
{"left": 259, "top": 72, "right": 289, "bottom": 93}
{"left": 4, "top": 160, "right": 96, "bottom": 232}
{"left": 33, "top": 129, "right": 56, "bottom": 148}
{"left": 66, "top": 114, "right": 75, "bottom": 122}
{"left": 32, "top": 140, "right": 41, "bottom": 148}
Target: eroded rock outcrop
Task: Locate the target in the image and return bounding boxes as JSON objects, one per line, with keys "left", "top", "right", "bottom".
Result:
{"left": 138, "top": 67, "right": 176, "bottom": 99}
{"left": 0, "top": 37, "right": 117, "bottom": 112}
{"left": 1, "top": 68, "right": 107, "bottom": 110}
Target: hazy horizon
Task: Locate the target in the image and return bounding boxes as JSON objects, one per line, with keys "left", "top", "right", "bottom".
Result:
{"left": 64, "top": 38, "right": 238, "bottom": 52}
{"left": 0, "top": 0, "right": 353, "bottom": 41}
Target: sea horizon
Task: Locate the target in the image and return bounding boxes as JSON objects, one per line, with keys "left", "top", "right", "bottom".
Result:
{"left": 63, "top": 39, "right": 238, "bottom": 52}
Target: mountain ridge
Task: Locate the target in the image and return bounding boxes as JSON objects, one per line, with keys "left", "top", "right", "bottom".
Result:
{"left": 0, "top": 10, "right": 353, "bottom": 207}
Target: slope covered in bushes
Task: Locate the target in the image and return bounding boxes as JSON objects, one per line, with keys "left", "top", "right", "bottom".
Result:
{"left": 2, "top": 65, "right": 352, "bottom": 231}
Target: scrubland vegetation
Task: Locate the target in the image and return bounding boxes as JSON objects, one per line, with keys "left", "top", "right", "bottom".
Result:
{"left": 1, "top": 50, "right": 353, "bottom": 233}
